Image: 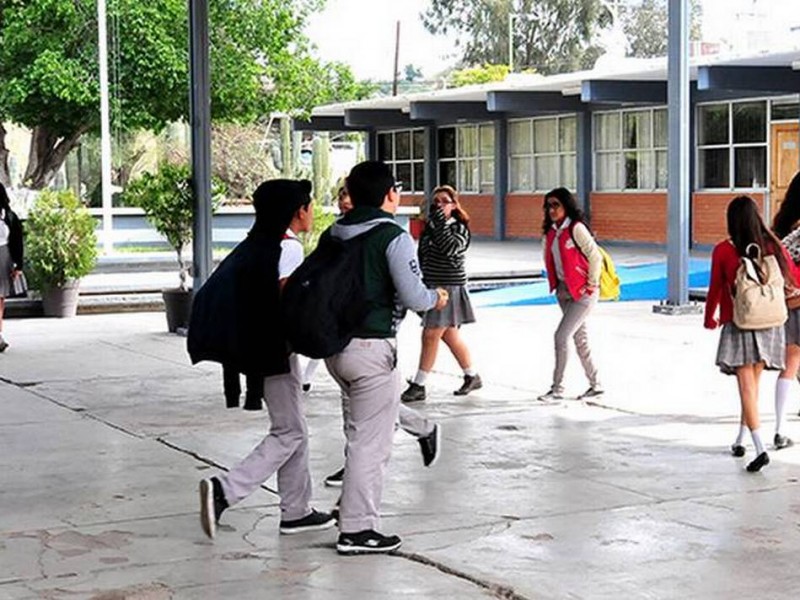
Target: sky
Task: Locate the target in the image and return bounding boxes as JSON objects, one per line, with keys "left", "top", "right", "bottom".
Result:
{"left": 305, "top": 0, "right": 800, "bottom": 83}
{"left": 304, "top": 0, "right": 457, "bottom": 81}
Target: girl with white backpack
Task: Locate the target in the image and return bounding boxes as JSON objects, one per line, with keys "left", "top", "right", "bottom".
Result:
{"left": 704, "top": 196, "right": 797, "bottom": 472}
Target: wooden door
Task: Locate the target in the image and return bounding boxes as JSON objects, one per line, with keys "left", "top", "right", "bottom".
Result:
{"left": 771, "top": 122, "right": 800, "bottom": 216}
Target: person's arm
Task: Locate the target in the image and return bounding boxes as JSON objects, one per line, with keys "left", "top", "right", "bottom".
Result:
{"left": 704, "top": 244, "right": 724, "bottom": 329}
{"left": 571, "top": 222, "right": 602, "bottom": 289}
{"left": 386, "top": 232, "right": 444, "bottom": 311}
{"left": 427, "top": 209, "right": 470, "bottom": 257}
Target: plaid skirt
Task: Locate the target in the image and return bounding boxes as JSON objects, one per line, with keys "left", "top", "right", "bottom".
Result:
{"left": 421, "top": 285, "right": 476, "bottom": 328}
{"left": 786, "top": 308, "right": 800, "bottom": 346}
{"left": 715, "top": 321, "right": 785, "bottom": 375}
{"left": 0, "top": 245, "right": 12, "bottom": 297}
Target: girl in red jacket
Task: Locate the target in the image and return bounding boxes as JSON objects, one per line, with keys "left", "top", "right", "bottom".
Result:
{"left": 705, "top": 195, "right": 796, "bottom": 472}
{"left": 538, "top": 188, "right": 603, "bottom": 401}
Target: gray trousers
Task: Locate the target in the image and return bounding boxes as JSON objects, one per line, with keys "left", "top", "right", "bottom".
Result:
{"left": 326, "top": 338, "right": 401, "bottom": 533}
{"left": 552, "top": 283, "right": 599, "bottom": 394}
{"left": 341, "top": 395, "right": 431, "bottom": 438}
{"left": 219, "top": 354, "right": 312, "bottom": 521}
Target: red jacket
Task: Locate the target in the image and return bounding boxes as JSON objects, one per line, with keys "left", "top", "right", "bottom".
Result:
{"left": 704, "top": 239, "right": 797, "bottom": 329}
{"left": 544, "top": 222, "right": 590, "bottom": 301}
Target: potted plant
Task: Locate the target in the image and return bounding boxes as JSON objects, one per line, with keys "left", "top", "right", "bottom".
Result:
{"left": 26, "top": 190, "right": 98, "bottom": 318}
{"left": 122, "top": 162, "right": 224, "bottom": 332}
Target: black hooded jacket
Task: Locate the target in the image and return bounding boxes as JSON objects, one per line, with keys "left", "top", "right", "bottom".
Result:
{"left": 1, "top": 208, "right": 23, "bottom": 269}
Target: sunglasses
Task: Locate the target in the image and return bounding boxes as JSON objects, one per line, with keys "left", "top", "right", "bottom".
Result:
{"left": 546, "top": 201, "right": 562, "bottom": 210}
{"left": 392, "top": 182, "right": 403, "bottom": 194}
{"left": 434, "top": 197, "right": 455, "bottom": 205}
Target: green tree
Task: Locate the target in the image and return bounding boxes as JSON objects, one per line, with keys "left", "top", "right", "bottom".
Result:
{"left": 0, "top": 0, "right": 370, "bottom": 189}
{"left": 404, "top": 64, "right": 424, "bottom": 82}
{"left": 618, "top": 0, "right": 703, "bottom": 58}
{"left": 422, "top": 0, "right": 611, "bottom": 75}
{"left": 448, "top": 64, "right": 510, "bottom": 87}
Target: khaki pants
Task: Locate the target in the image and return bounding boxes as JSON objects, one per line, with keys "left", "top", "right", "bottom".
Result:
{"left": 219, "top": 355, "right": 312, "bottom": 521}
{"left": 326, "top": 338, "right": 401, "bottom": 533}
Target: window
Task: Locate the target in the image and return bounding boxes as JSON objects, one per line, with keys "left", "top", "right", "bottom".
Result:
{"left": 377, "top": 129, "right": 426, "bottom": 193}
{"left": 697, "top": 100, "right": 767, "bottom": 189}
{"left": 594, "top": 108, "right": 667, "bottom": 191}
{"left": 508, "top": 115, "right": 576, "bottom": 192}
{"left": 438, "top": 123, "right": 495, "bottom": 193}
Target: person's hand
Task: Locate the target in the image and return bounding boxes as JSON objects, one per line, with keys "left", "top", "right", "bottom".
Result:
{"left": 429, "top": 205, "right": 445, "bottom": 225}
{"left": 10, "top": 269, "right": 21, "bottom": 280}
{"left": 584, "top": 284, "right": 597, "bottom": 296}
{"left": 434, "top": 287, "right": 449, "bottom": 310}
{"left": 704, "top": 317, "right": 718, "bottom": 330}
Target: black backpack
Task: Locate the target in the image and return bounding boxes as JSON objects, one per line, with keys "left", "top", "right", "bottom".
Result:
{"left": 281, "top": 222, "right": 396, "bottom": 359}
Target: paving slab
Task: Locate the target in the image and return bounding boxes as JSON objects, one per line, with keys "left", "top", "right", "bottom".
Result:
{"left": 2, "top": 303, "right": 800, "bottom": 599}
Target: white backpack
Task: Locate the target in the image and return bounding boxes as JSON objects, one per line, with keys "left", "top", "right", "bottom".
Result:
{"left": 732, "top": 243, "right": 787, "bottom": 330}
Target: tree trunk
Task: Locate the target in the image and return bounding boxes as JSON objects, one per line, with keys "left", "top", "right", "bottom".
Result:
{"left": 23, "top": 125, "right": 88, "bottom": 190}
{"left": 0, "top": 124, "right": 11, "bottom": 187}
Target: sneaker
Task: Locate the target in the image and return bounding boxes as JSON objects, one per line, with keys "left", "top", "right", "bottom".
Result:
{"left": 537, "top": 388, "right": 563, "bottom": 401}
{"left": 578, "top": 386, "right": 604, "bottom": 399}
{"left": 279, "top": 509, "right": 337, "bottom": 535}
{"left": 774, "top": 433, "right": 794, "bottom": 450}
{"left": 0, "top": 339, "right": 8, "bottom": 353}
{"left": 336, "top": 529, "right": 402, "bottom": 555}
{"left": 199, "top": 477, "right": 228, "bottom": 539}
{"left": 418, "top": 424, "right": 441, "bottom": 467}
{"left": 302, "top": 383, "right": 311, "bottom": 393}
{"left": 454, "top": 374, "right": 483, "bottom": 396}
{"left": 324, "top": 467, "right": 345, "bottom": 487}
{"left": 401, "top": 382, "right": 426, "bottom": 403}
{"left": 746, "top": 451, "right": 770, "bottom": 472}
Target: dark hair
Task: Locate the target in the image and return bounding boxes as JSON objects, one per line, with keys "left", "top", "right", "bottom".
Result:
{"left": 541, "top": 187, "right": 585, "bottom": 234}
{"left": 772, "top": 170, "right": 800, "bottom": 238}
{"left": 431, "top": 184, "right": 470, "bottom": 226}
{"left": 346, "top": 161, "right": 395, "bottom": 208}
{"left": 728, "top": 195, "right": 794, "bottom": 285}
{"left": 251, "top": 178, "right": 312, "bottom": 238}
{"left": 0, "top": 182, "right": 10, "bottom": 211}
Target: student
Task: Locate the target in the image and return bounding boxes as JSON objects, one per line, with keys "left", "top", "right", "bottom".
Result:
{"left": 0, "top": 183, "right": 24, "bottom": 353}
{"left": 324, "top": 161, "right": 447, "bottom": 554}
{"left": 189, "top": 179, "right": 335, "bottom": 538}
{"left": 537, "top": 188, "right": 603, "bottom": 401}
{"left": 705, "top": 195, "right": 796, "bottom": 472}
{"left": 402, "top": 185, "right": 482, "bottom": 402}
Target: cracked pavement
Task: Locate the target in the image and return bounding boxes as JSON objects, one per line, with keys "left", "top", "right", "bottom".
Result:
{"left": 1, "top": 302, "right": 800, "bottom": 599}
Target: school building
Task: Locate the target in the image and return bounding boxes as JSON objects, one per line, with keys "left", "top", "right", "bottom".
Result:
{"left": 298, "top": 49, "right": 800, "bottom": 248}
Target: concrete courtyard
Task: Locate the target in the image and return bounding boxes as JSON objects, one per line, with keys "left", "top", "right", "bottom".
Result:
{"left": 1, "top": 299, "right": 800, "bottom": 599}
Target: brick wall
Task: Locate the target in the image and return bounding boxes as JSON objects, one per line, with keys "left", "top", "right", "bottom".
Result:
{"left": 505, "top": 193, "right": 546, "bottom": 238}
{"left": 460, "top": 194, "right": 495, "bottom": 237}
{"left": 692, "top": 192, "right": 766, "bottom": 245}
{"left": 399, "top": 193, "right": 425, "bottom": 208}
{"left": 589, "top": 192, "right": 668, "bottom": 243}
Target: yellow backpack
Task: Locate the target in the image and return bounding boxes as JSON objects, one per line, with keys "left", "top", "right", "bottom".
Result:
{"left": 597, "top": 246, "right": 620, "bottom": 301}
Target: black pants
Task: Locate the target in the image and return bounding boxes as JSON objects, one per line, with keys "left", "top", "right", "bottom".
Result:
{"left": 222, "top": 365, "right": 264, "bottom": 410}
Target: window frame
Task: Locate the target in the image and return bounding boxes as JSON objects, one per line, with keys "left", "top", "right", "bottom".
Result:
{"left": 437, "top": 122, "right": 495, "bottom": 194}
{"left": 507, "top": 114, "right": 577, "bottom": 193}
{"left": 376, "top": 128, "right": 426, "bottom": 193}
{"left": 593, "top": 106, "right": 668, "bottom": 192}
{"left": 695, "top": 99, "right": 770, "bottom": 192}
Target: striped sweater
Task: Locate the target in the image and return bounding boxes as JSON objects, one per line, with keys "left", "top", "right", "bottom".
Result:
{"left": 418, "top": 217, "right": 471, "bottom": 286}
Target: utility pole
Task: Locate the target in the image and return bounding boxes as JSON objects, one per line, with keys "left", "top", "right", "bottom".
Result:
{"left": 97, "top": 0, "right": 113, "bottom": 255}
{"left": 392, "top": 20, "right": 401, "bottom": 96}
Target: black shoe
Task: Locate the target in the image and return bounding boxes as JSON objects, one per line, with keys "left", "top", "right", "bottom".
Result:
{"left": 774, "top": 433, "right": 794, "bottom": 450}
{"left": 578, "top": 385, "right": 604, "bottom": 399}
{"left": 418, "top": 424, "right": 441, "bottom": 467}
{"left": 401, "top": 382, "right": 426, "bottom": 403}
{"left": 454, "top": 374, "right": 483, "bottom": 396}
{"left": 746, "top": 452, "right": 770, "bottom": 472}
{"left": 537, "top": 388, "right": 563, "bottom": 401}
{"left": 0, "top": 339, "right": 8, "bottom": 353}
{"left": 336, "top": 529, "right": 402, "bottom": 555}
{"left": 279, "top": 509, "right": 337, "bottom": 535}
{"left": 324, "top": 467, "right": 345, "bottom": 487}
{"left": 731, "top": 444, "right": 746, "bottom": 457}
{"left": 199, "top": 477, "right": 228, "bottom": 539}
{"left": 242, "top": 394, "right": 263, "bottom": 411}
{"left": 302, "top": 383, "right": 311, "bottom": 393}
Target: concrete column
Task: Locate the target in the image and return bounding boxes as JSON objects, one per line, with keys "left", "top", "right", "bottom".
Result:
{"left": 576, "top": 110, "right": 593, "bottom": 217}
{"left": 493, "top": 119, "right": 508, "bottom": 240}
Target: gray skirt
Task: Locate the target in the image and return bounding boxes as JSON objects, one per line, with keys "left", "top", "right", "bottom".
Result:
{"left": 786, "top": 308, "right": 800, "bottom": 346}
{"left": 715, "top": 321, "right": 785, "bottom": 375}
{"left": 0, "top": 245, "right": 12, "bottom": 297}
{"left": 421, "top": 285, "right": 476, "bottom": 328}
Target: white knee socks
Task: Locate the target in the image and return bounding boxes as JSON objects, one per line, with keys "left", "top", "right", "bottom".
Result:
{"left": 750, "top": 428, "right": 765, "bottom": 455}
{"left": 775, "top": 377, "right": 792, "bottom": 436}
{"left": 734, "top": 423, "right": 747, "bottom": 446}
{"left": 413, "top": 370, "right": 429, "bottom": 385}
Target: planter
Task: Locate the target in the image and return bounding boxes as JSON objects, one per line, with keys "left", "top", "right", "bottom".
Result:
{"left": 41, "top": 280, "right": 81, "bottom": 318}
{"left": 163, "top": 289, "right": 193, "bottom": 333}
